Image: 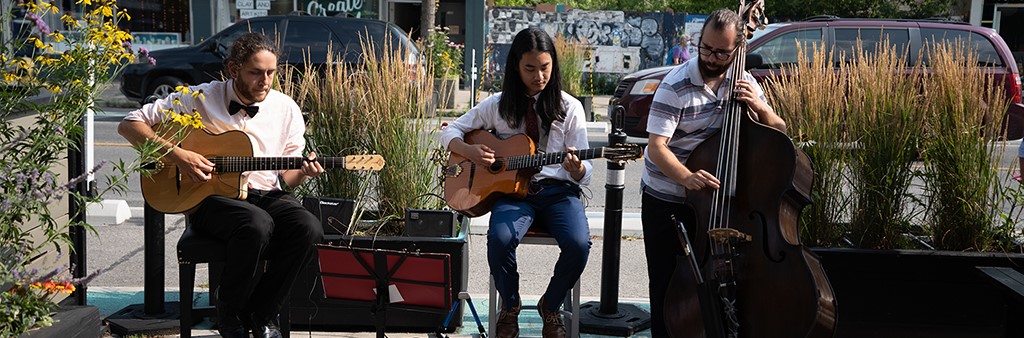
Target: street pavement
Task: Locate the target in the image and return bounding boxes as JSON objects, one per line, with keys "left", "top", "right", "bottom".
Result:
{"left": 85, "top": 86, "right": 656, "bottom": 337}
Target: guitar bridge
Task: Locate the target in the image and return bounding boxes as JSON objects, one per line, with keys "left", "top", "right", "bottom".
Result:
{"left": 442, "top": 164, "right": 463, "bottom": 177}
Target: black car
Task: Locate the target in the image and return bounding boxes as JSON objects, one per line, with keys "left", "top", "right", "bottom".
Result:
{"left": 120, "top": 14, "right": 419, "bottom": 103}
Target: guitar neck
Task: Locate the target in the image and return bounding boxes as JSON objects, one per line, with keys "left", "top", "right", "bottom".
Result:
{"left": 212, "top": 157, "right": 344, "bottom": 173}
{"left": 505, "top": 148, "right": 606, "bottom": 170}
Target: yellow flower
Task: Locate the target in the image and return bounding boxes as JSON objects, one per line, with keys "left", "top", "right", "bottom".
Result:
{"left": 77, "top": 0, "right": 93, "bottom": 6}
{"left": 41, "top": 1, "right": 59, "bottom": 13}
{"left": 50, "top": 32, "right": 66, "bottom": 43}
{"left": 118, "top": 8, "right": 131, "bottom": 21}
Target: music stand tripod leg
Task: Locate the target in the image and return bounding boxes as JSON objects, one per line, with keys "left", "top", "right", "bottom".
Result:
{"left": 434, "top": 292, "right": 487, "bottom": 338}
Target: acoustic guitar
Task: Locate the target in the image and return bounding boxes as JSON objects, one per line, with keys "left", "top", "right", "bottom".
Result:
{"left": 443, "top": 129, "right": 642, "bottom": 217}
{"left": 141, "top": 129, "right": 384, "bottom": 214}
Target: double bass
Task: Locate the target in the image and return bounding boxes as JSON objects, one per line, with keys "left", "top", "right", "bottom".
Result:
{"left": 663, "top": 1, "right": 838, "bottom": 337}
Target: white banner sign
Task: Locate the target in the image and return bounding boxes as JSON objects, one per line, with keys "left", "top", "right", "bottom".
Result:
{"left": 239, "top": 9, "right": 268, "bottom": 19}
{"left": 256, "top": 0, "right": 271, "bottom": 10}
{"left": 237, "top": 0, "right": 254, "bottom": 9}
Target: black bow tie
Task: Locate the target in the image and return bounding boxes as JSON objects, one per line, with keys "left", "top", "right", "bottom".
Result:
{"left": 229, "top": 100, "right": 259, "bottom": 118}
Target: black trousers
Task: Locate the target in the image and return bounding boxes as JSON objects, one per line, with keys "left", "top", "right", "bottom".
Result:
{"left": 641, "top": 190, "right": 696, "bottom": 338}
{"left": 188, "top": 189, "right": 323, "bottom": 321}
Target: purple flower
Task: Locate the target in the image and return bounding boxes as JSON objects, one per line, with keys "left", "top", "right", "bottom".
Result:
{"left": 138, "top": 47, "right": 149, "bottom": 56}
{"left": 26, "top": 13, "right": 49, "bottom": 34}
{"left": 147, "top": 56, "right": 156, "bottom": 65}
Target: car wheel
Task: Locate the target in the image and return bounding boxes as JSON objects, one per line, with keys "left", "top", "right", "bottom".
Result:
{"left": 149, "top": 76, "right": 185, "bottom": 100}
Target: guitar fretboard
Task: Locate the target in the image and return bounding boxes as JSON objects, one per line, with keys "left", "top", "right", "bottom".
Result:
{"left": 213, "top": 157, "right": 344, "bottom": 173}
{"left": 503, "top": 148, "right": 606, "bottom": 170}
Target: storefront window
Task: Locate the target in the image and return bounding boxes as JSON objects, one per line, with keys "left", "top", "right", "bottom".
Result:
{"left": 118, "top": 0, "right": 191, "bottom": 40}
{"left": 232, "top": 0, "right": 295, "bottom": 19}
{"left": 301, "top": 0, "right": 379, "bottom": 19}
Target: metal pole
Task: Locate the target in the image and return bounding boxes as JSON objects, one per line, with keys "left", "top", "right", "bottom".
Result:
{"left": 579, "top": 105, "right": 651, "bottom": 336}
{"left": 68, "top": 117, "right": 88, "bottom": 305}
{"left": 470, "top": 48, "right": 477, "bottom": 107}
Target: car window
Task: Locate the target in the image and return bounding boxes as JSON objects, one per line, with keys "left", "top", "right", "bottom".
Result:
{"left": 833, "top": 27, "right": 911, "bottom": 64}
{"left": 390, "top": 24, "right": 419, "bottom": 58}
{"left": 330, "top": 21, "right": 387, "bottom": 63}
{"left": 216, "top": 20, "right": 280, "bottom": 55}
{"left": 920, "top": 28, "right": 1003, "bottom": 67}
{"left": 749, "top": 29, "right": 823, "bottom": 69}
{"left": 283, "top": 21, "right": 339, "bottom": 63}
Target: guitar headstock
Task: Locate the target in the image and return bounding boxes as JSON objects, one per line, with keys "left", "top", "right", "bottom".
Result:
{"left": 605, "top": 144, "right": 644, "bottom": 162}
{"left": 344, "top": 154, "right": 386, "bottom": 171}
{"left": 740, "top": 0, "right": 768, "bottom": 40}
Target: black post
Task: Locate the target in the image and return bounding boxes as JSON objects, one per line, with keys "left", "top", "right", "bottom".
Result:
{"left": 105, "top": 204, "right": 180, "bottom": 335}
{"left": 68, "top": 116, "right": 88, "bottom": 305}
{"left": 144, "top": 203, "right": 165, "bottom": 314}
{"left": 579, "top": 105, "right": 651, "bottom": 336}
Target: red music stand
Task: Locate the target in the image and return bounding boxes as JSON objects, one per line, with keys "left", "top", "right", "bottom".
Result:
{"left": 316, "top": 244, "right": 452, "bottom": 338}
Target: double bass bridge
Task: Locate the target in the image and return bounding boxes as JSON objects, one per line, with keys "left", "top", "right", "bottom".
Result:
{"left": 708, "top": 228, "right": 752, "bottom": 245}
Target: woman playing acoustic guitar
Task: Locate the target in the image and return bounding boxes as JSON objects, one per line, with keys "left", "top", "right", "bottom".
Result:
{"left": 439, "top": 27, "right": 591, "bottom": 338}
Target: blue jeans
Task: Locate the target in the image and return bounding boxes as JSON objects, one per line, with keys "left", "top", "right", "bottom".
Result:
{"left": 488, "top": 180, "right": 591, "bottom": 312}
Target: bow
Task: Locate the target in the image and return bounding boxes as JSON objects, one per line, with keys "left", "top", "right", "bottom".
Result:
{"left": 229, "top": 100, "right": 259, "bottom": 118}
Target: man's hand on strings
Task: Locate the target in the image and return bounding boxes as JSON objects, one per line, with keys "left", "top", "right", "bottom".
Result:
{"left": 301, "top": 152, "right": 325, "bottom": 178}
{"left": 171, "top": 148, "right": 215, "bottom": 183}
{"left": 683, "top": 169, "right": 720, "bottom": 190}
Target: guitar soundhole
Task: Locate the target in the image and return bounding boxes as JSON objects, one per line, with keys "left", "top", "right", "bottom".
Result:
{"left": 489, "top": 161, "right": 503, "bottom": 172}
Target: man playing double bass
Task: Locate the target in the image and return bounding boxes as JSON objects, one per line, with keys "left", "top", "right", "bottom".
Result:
{"left": 640, "top": 9, "right": 786, "bottom": 337}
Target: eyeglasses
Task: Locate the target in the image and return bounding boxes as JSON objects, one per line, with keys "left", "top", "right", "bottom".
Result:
{"left": 696, "top": 43, "right": 738, "bottom": 61}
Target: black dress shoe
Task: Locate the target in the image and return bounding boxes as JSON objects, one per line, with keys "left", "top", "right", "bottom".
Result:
{"left": 214, "top": 288, "right": 249, "bottom": 338}
{"left": 251, "top": 321, "right": 283, "bottom": 338}
{"left": 217, "top": 320, "right": 249, "bottom": 338}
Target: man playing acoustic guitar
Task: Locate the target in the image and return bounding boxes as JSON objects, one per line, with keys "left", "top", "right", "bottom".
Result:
{"left": 440, "top": 27, "right": 591, "bottom": 338}
{"left": 118, "top": 33, "right": 323, "bottom": 338}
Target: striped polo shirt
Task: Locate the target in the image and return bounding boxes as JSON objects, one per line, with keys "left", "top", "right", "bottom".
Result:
{"left": 641, "top": 59, "right": 767, "bottom": 203}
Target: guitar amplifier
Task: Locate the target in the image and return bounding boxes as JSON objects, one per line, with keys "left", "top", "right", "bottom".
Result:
{"left": 404, "top": 208, "right": 457, "bottom": 237}
{"left": 302, "top": 196, "right": 355, "bottom": 236}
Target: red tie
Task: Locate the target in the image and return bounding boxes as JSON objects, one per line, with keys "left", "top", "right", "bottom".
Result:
{"left": 525, "top": 97, "right": 540, "bottom": 143}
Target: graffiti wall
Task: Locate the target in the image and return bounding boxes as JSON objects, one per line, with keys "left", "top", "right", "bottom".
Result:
{"left": 487, "top": 7, "right": 690, "bottom": 78}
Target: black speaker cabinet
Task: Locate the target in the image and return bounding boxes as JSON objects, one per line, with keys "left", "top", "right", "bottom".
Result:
{"left": 404, "top": 208, "right": 457, "bottom": 237}
{"left": 302, "top": 196, "right": 355, "bottom": 236}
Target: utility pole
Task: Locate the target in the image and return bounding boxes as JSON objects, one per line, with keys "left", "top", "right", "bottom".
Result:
{"left": 421, "top": 0, "right": 436, "bottom": 38}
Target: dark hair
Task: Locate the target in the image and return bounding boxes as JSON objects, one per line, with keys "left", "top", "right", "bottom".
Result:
{"left": 499, "top": 27, "right": 566, "bottom": 129}
{"left": 701, "top": 9, "right": 745, "bottom": 47}
{"left": 223, "top": 32, "right": 281, "bottom": 73}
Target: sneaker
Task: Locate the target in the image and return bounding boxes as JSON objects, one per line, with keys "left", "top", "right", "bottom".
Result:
{"left": 495, "top": 298, "right": 521, "bottom": 338}
{"left": 537, "top": 296, "right": 566, "bottom": 338}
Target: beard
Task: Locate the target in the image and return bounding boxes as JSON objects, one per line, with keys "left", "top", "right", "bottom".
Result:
{"left": 698, "top": 57, "right": 730, "bottom": 78}
{"left": 236, "top": 81, "right": 269, "bottom": 103}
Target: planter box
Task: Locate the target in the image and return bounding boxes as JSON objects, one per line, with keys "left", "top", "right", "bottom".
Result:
{"left": 433, "top": 78, "right": 459, "bottom": 110}
{"left": 287, "top": 215, "right": 470, "bottom": 333}
{"left": 575, "top": 95, "right": 594, "bottom": 121}
{"left": 813, "top": 248, "right": 1024, "bottom": 338}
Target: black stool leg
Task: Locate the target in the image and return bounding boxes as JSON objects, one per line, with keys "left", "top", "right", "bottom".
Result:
{"left": 180, "top": 261, "right": 195, "bottom": 338}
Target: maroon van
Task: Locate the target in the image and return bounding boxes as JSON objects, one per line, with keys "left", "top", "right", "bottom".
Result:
{"left": 609, "top": 17, "right": 1024, "bottom": 140}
